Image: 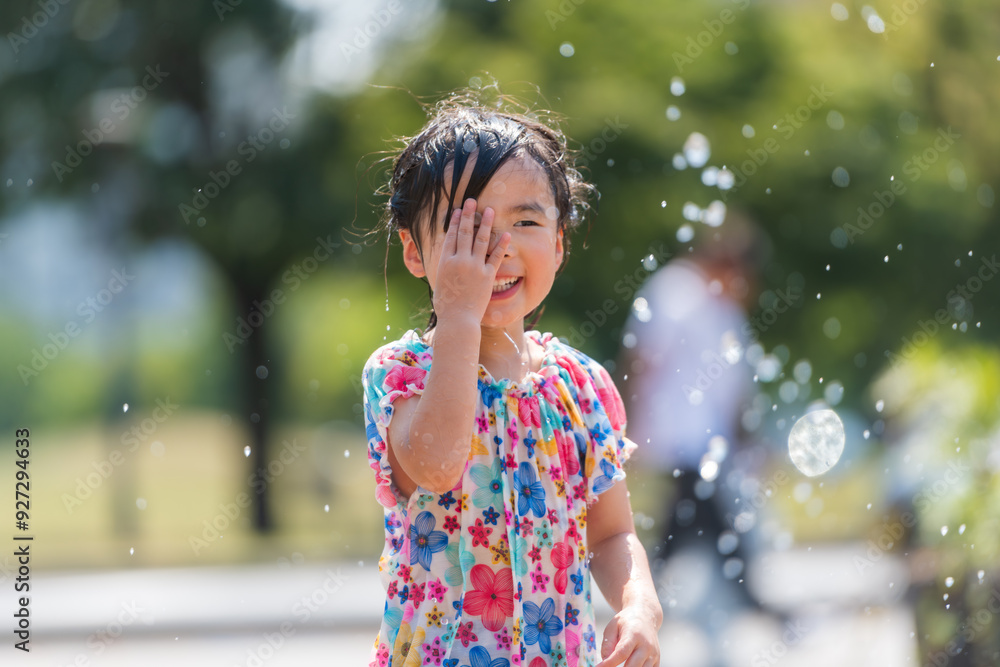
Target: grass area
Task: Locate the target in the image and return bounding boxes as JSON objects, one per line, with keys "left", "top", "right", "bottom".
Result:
{"left": 7, "top": 412, "right": 384, "bottom": 571}
{"left": 9, "top": 411, "right": 890, "bottom": 573}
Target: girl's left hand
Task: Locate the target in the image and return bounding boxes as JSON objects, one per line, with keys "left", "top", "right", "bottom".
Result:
{"left": 596, "top": 605, "right": 660, "bottom": 667}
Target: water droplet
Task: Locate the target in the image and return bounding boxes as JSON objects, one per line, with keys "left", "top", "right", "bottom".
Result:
{"left": 676, "top": 224, "right": 695, "bottom": 243}
{"left": 941, "top": 525, "right": 948, "bottom": 536}
{"left": 867, "top": 503, "right": 872, "bottom": 510}
{"left": 863, "top": 429, "right": 871, "bottom": 439}
{"left": 559, "top": 42, "right": 575, "bottom": 57}
{"left": 324, "top": 504, "right": 330, "bottom": 512}
{"left": 123, "top": 403, "right": 129, "bottom": 413}
{"left": 825, "top": 264, "right": 831, "bottom": 271}
{"left": 683, "top": 132, "right": 711, "bottom": 168}
{"left": 884, "top": 255, "right": 889, "bottom": 263}
{"left": 244, "top": 446, "right": 251, "bottom": 457}
{"left": 344, "top": 449, "right": 350, "bottom": 458}
{"left": 875, "top": 399, "right": 885, "bottom": 412}
{"left": 256, "top": 365, "right": 269, "bottom": 379}
{"left": 831, "top": 166, "right": 850, "bottom": 187}
{"left": 670, "top": 76, "right": 686, "bottom": 96}
{"left": 958, "top": 524, "right": 966, "bottom": 535}
{"left": 130, "top": 547, "right": 135, "bottom": 555}
{"left": 788, "top": 409, "right": 846, "bottom": 477}
{"left": 136, "top": 498, "right": 147, "bottom": 510}
{"left": 666, "top": 106, "right": 681, "bottom": 121}
{"left": 978, "top": 570, "right": 985, "bottom": 583}
{"left": 945, "top": 577, "right": 954, "bottom": 588}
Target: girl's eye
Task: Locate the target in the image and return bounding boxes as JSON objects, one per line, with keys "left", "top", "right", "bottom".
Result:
{"left": 515, "top": 220, "right": 538, "bottom": 227}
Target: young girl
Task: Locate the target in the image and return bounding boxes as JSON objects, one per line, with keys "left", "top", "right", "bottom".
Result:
{"left": 362, "top": 91, "right": 661, "bottom": 667}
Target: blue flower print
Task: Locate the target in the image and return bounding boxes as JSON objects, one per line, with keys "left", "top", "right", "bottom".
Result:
{"left": 444, "top": 660, "right": 460, "bottom": 667}
{"left": 409, "top": 511, "right": 448, "bottom": 571}
{"left": 478, "top": 378, "right": 502, "bottom": 407}
{"left": 523, "top": 598, "right": 564, "bottom": 654}
{"left": 513, "top": 462, "right": 546, "bottom": 518}
{"left": 591, "top": 458, "right": 618, "bottom": 495}
{"left": 482, "top": 507, "right": 500, "bottom": 525}
{"left": 469, "top": 459, "right": 504, "bottom": 508}
{"left": 462, "top": 645, "right": 510, "bottom": 667}
{"left": 569, "top": 568, "right": 584, "bottom": 595}
{"left": 589, "top": 420, "right": 610, "bottom": 446}
{"left": 583, "top": 625, "right": 596, "bottom": 651}
{"left": 438, "top": 490, "right": 457, "bottom": 510}
{"left": 364, "top": 402, "right": 379, "bottom": 444}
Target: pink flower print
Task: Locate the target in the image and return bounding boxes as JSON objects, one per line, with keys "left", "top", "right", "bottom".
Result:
{"left": 443, "top": 514, "right": 460, "bottom": 534}
{"left": 476, "top": 414, "right": 488, "bottom": 433}
{"left": 551, "top": 540, "right": 574, "bottom": 594}
{"left": 530, "top": 563, "right": 550, "bottom": 593}
{"left": 387, "top": 580, "right": 397, "bottom": 599}
{"left": 422, "top": 636, "right": 445, "bottom": 665}
{"left": 565, "top": 630, "right": 581, "bottom": 667}
{"left": 518, "top": 396, "right": 541, "bottom": 428}
{"left": 506, "top": 422, "right": 518, "bottom": 443}
{"left": 427, "top": 579, "right": 446, "bottom": 603}
{"left": 456, "top": 620, "right": 479, "bottom": 647}
{"left": 375, "top": 642, "right": 390, "bottom": 667}
{"left": 398, "top": 565, "right": 412, "bottom": 582}
{"left": 495, "top": 627, "right": 512, "bottom": 651}
{"left": 518, "top": 516, "right": 533, "bottom": 538}
{"left": 385, "top": 364, "right": 427, "bottom": 394}
{"left": 463, "top": 564, "right": 514, "bottom": 631}
{"left": 528, "top": 546, "right": 542, "bottom": 563}
{"left": 468, "top": 518, "right": 493, "bottom": 548}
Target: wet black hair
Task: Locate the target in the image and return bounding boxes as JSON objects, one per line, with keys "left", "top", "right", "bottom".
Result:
{"left": 372, "top": 84, "right": 596, "bottom": 332}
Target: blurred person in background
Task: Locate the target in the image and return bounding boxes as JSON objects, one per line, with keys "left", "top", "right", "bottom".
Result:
{"left": 619, "top": 212, "right": 772, "bottom": 622}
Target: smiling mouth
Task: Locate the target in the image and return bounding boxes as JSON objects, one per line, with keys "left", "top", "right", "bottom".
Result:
{"left": 492, "top": 277, "right": 522, "bottom": 294}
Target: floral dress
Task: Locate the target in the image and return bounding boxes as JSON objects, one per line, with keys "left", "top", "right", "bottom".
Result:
{"left": 362, "top": 328, "right": 635, "bottom": 667}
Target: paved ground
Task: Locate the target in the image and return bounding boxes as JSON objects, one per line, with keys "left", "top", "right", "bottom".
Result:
{"left": 5, "top": 542, "right": 918, "bottom": 666}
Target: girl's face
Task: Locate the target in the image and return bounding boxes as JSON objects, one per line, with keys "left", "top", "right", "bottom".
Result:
{"left": 399, "top": 154, "right": 565, "bottom": 330}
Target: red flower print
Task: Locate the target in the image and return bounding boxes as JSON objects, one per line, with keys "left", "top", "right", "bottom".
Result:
{"left": 530, "top": 657, "right": 547, "bottom": 667}
{"left": 595, "top": 365, "right": 627, "bottom": 430}
{"left": 463, "top": 564, "right": 513, "bottom": 632}
{"left": 468, "top": 518, "right": 493, "bottom": 548}
{"left": 518, "top": 396, "right": 541, "bottom": 428}
{"left": 551, "top": 540, "right": 574, "bottom": 594}
{"left": 385, "top": 364, "right": 427, "bottom": 393}
{"left": 387, "top": 581, "right": 398, "bottom": 599}
{"left": 528, "top": 546, "right": 542, "bottom": 563}
{"left": 566, "top": 519, "right": 580, "bottom": 543}
{"left": 518, "top": 516, "right": 533, "bottom": 538}
{"left": 409, "top": 582, "right": 426, "bottom": 605}
{"left": 456, "top": 621, "right": 479, "bottom": 647}
{"left": 398, "top": 565, "right": 412, "bottom": 581}
{"left": 555, "top": 431, "right": 580, "bottom": 477}
{"left": 443, "top": 515, "right": 460, "bottom": 534}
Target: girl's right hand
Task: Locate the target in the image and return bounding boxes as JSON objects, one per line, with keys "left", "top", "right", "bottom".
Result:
{"left": 432, "top": 198, "right": 510, "bottom": 326}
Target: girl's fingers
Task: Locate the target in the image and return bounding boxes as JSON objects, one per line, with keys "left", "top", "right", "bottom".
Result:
{"left": 472, "top": 207, "right": 494, "bottom": 256}
{"left": 455, "top": 198, "right": 477, "bottom": 253}
{"left": 486, "top": 232, "right": 510, "bottom": 268}
{"left": 444, "top": 207, "right": 462, "bottom": 255}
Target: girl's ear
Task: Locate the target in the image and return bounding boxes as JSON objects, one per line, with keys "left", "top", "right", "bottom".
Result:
{"left": 555, "top": 227, "right": 565, "bottom": 266}
{"left": 399, "top": 229, "right": 426, "bottom": 278}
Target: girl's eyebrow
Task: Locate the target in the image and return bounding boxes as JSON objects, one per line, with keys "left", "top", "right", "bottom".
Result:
{"left": 506, "top": 201, "right": 546, "bottom": 215}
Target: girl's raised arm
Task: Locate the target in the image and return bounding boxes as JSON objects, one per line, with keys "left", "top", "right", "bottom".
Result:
{"left": 386, "top": 198, "right": 510, "bottom": 495}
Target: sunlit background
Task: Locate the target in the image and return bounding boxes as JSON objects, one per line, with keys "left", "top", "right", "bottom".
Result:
{"left": 1, "top": 0, "right": 998, "bottom": 664}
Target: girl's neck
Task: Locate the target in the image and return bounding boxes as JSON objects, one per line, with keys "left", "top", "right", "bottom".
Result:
{"left": 423, "top": 322, "right": 539, "bottom": 380}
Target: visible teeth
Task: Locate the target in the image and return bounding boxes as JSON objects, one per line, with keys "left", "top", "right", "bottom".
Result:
{"left": 492, "top": 277, "right": 518, "bottom": 292}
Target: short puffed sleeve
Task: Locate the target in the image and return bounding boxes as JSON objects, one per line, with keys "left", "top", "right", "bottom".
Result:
{"left": 361, "top": 336, "right": 431, "bottom": 509}
{"left": 559, "top": 346, "right": 636, "bottom": 505}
